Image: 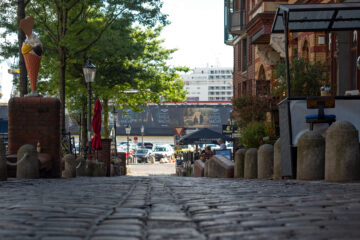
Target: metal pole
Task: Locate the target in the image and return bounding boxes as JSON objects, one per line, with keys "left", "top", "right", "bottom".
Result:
{"left": 282, "top": 10, "right": 295, "bottom": 177}
{"left": 283, "top": 11, "right": 291, "bottom": 97}
{"left": 127, "top": 134, "right": 129, "bottom": 164}
{"left": 141, "top": 131, "right": 144, "bottom": 148}
{"left": 114, "top": 115, "right": 117, "bottom": 157}
{"left": 87, "top": 82, "right": 92, "bottom": 156}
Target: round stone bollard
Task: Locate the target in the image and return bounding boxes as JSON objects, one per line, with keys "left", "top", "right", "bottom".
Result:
{"left": 244, "top": 148, "right": 257, "bottom": 179}
{"left": 258, "top": 144, "right": 274, "bottom": 179}
{"left": 75, "top": 157, "right": 86, "bottom": 177}
{"left": 297, "top": 131, "right": 325, "bottom": 180}
{"left": 234, "top": 149, "right": 246, "bottom": 178}
{"left": 62, "top": 154, "right": 76, "bottom": 178}
{"left": 16, "top": 144, "right": 39, "bottom": 179}
{"left": 325, "top": 120, "right": 360, "bottom": 182}
{"left": 85, "top": 160, "right": 96, "bottom": 177}
{"left": 0, "top": 139, "right": 7, "bottom": 181}
{"left": 93, "top": 161, "right": 106, "bottom": 177}
{"left": 273, "top": 138, "right": 282, "bottom": 180}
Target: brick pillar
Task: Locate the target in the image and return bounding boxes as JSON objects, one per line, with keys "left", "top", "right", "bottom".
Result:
{"left": 98, "top": 138, "right": 111, "bottom": 176}
{"left": 8, "top": 97, "right": 61, "bottom": 178}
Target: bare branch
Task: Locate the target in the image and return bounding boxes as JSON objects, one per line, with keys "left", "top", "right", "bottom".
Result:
{"left": 69, "top": 2, "right": 84, "bottom": 26}
{"left": 66, "top": 0, "right": 79, "bottom": 11}
{"left": 73, "top": 8, "right": 126, "bottom": 55}
{"left": 31, "top": 6, "right": 58, "bottom": 43}
{"left": 25, "top": 0, "right": 31, "bottom": 7}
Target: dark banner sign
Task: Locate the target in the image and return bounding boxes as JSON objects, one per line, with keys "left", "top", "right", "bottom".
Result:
{"left": 116, "top": 103, "right": 232, "bottom": 136}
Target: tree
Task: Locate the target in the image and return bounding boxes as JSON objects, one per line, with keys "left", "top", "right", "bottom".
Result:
{"left": 0, "top": 0, "right": 29, "bottom": 96}
{"left": 1, "top": 0, "right": 168, "bottom": 134}
{"left": 273, "top": 57, "right": 330, "bottom": 97}
{"left": 63, "top": 24, "right": 187, "bottom": 139}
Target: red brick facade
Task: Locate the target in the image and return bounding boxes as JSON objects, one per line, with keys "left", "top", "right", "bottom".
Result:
{"left": 8, "top": 97, "right": 61, "bottom": 178}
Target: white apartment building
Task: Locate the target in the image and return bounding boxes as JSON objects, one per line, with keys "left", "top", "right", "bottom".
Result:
{"left": 182, "top": 67, "right": 233, "bottom": 101}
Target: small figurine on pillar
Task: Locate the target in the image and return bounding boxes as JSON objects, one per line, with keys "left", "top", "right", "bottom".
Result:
{"left": 19, "top": 16, "right": 43, "bottom": 97}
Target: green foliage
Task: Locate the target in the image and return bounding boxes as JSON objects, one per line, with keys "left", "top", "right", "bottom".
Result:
{"left": 0, "top": 0, "right": 188, "bottom": 138}
{"left": 239, "top": 121, "right": 275, "bottom": 149}
{"left": 232, "top": 95, "right": 270, "bottom": 127}
{"left": 273, "top": 57, "right": 330, "bottom": 97}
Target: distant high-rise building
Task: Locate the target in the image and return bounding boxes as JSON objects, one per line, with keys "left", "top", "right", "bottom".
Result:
{"left": 182, "top": 67, "right": 233, "bottom": 102}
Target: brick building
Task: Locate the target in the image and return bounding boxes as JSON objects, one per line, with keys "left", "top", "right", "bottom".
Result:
{"left": 225, "top": 0, "right": 360, "bottom": 99}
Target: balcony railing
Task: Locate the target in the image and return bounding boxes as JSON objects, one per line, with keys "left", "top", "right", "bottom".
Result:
{"left": 231, "top": 10, "right": 245, "bottom": 34}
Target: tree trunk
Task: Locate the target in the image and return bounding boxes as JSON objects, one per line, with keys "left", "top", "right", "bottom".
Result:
{"left": 103, "top": 99, "right": 109, "bottom": 138}
{"left": 17, "top": 0, "right": 28, "bottom": 97}
{"left": 59, "top": 46, "right": 66, "bottom": 134}
{"left": 81, "top": 104, "right": 87, "bottom": 156}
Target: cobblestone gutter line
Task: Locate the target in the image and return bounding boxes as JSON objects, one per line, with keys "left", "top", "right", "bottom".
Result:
{"left": 84, "top": 179, "right": 138, "bottom": 240}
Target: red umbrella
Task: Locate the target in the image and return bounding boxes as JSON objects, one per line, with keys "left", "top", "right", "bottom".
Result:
{"left": 91, "top": 99, "right": 102, "bottom": 150}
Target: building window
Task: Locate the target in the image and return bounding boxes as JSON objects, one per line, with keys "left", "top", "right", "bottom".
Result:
{"left": 302, "top": 40, "right": 309, "bottom": 62}
{"left": 242, "top": 38, "right": 247, "bottom": 71}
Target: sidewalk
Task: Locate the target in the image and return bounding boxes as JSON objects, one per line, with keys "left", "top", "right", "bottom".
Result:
{"left": 0, "top": 176, "right": 359, "bottom": 239}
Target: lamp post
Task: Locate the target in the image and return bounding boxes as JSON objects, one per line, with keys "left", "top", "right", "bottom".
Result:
{"left": 125, "top": 125, "right": 131, "bottom": 162}
{"left": 83, "top": 58, "right": 96, "bottom": 156}
{"left": 141, "top": 125, "right": 144, "bottom": 148}
{"left": 113, "top": 106, "right": 118, "bottom": 156}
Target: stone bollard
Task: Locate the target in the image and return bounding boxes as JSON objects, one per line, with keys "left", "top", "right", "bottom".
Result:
{"left": 62, "top": 154, "right": 76, "bottom": 178}
{"left": 273, "top": 138, "right": 282, "bottom": 180}
{"left": 204, "top": 155, "right": 234, "bottom": 178}
{"left": 85, "top": 160, "right": 96, "bottom": 177}
{"left": 297, "top": 131, "right": 325, "bottom": 180}
{"left": 75, "top": 157, "right": 86, "bottom": 177}
{"left": 0, "top": 139, "right": 7, "bottom": 181}
{"left": 95, "top": 161, "right": 106, "bottom": 176}
{"left": 325, "top": 120, "right": 360, "bottom": 182}
{"left": 258, "top": 144, "right": 274, "bottom": 179}
{"left": 234, "top": 149, "right": 246, "bottom": 178}
{"left": 244, "top": 148, "right": 257, "bottom": 179}
{"left": 16, "top": 144, "right": 39, "bottom": 179}
{"left": 194, "top": 160, "right": 205, "bottom": 177}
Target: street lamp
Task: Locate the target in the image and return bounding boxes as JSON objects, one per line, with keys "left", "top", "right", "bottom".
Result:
{"left": 113, "top": 106, "right": 118, "bottom": 156}
{"left": 141, "top": 125, "right": 144, "bottom": 148}
{"left": 125, "top": 125, "right": 131, "bottom": 163}
{"left": 83, "top": 58, "right": 96, "bottom": 155}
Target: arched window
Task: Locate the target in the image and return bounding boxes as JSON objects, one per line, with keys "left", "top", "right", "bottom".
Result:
{"left": 258, "top": 65, "right": 266, "bottom": 81}
{"left": 302, "top": 40, "right": 309, "bottom": 61}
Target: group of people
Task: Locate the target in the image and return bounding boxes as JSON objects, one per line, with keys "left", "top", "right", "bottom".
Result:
{"left": 199, "top": 138, "right": 226, "bottom": 162}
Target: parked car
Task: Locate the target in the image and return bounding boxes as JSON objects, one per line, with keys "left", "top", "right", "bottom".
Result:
{"left": 151, "top": 145, "right": 173, "bottom": 161}
{"left": 133, "top": 148, "right": 153, "bottom": 163}
{"left": 116, "top": 143, "right": 134, "bottom": 156}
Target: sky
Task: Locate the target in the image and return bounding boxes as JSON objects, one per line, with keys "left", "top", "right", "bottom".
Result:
{"left": 160, "top": 0, "right": 233, "bottom": 69}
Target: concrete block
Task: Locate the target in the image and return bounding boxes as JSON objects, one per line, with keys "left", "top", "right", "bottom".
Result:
{"left": 258, "top": 144, "right": 274, "bottom": 179}
{"left": 194, "top": 160, "right": 205, "bottom": 177}
{"left": 297, "top": 131, "right": 325, "bottom": 180}
{"left": 325, "top": 120, "right": 360, "bottom": 182}
{"left": 244, "top": 148, "right": 257, "bottom": 179}
{"left": 204, "top": 155, "right": 234, "bottom": 178}
{"left": 234, "top": 149, "right": 246, "bottom": 178}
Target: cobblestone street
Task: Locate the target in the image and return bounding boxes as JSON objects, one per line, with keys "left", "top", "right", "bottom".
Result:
{"left": 127, "top": 163, "right": 176, "bottom": 176}
{"left": 0, "top": 175, "right": 360, "bottom": 240}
